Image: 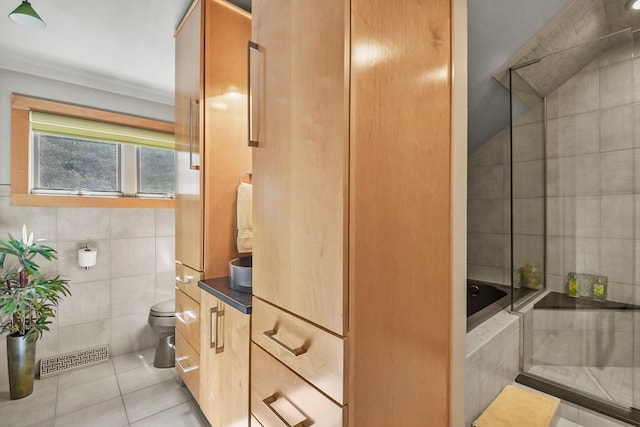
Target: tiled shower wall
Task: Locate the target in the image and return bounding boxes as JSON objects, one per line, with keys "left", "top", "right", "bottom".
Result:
{"left": 0, "top": 184, "right": 175, "bottom": 385}
{"left": 544, "top": 41, "right": 639, "bottom": 306}
{"left": 468, "top": 128, "right": 511, "bottom": 285}
{"left": 468, "top": 40, "right": 640, "bottom": 307}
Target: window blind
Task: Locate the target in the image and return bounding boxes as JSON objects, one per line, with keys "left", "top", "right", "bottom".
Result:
{"left": 30, "top": 111, "right": 174, "bottom": 150}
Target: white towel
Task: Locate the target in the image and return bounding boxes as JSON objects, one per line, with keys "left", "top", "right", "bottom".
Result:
{"left": 237, "top": 182, "right": 252, "bottom": 253}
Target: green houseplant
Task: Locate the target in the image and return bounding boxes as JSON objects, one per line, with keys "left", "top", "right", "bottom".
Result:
{"left": 0, "top": 225, "right": 70, "bottom": 399}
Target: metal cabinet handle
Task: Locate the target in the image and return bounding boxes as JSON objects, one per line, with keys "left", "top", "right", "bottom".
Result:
{"left": 247, "top": 41, "right": 260, "bottom": 147}
{"left": 189, "top": 98, "right": 200, "bottom": 170}
{"left": 175, "top": 275, "right": 192, "bottom": 285}
{"left": 210, "top": 304, "right": 225, "bottom": 354}
{"left": 175, "top": 355, "right": 199, "bottom": 373}
{"left": 262, "top": 394, "right": 308, "bottom": 427}
{"left": 262, "top": 328, "right": 307, "bottom": 357}
{"left": 175, "top": 311, "right": 195, "bottom": 324}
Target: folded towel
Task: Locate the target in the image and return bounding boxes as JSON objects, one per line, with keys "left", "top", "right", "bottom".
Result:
{"left": 237, "top": 182, "right": 252, "bottom": 253}
{"left": 473, "top": 385, "right": 560, "bottom": 427}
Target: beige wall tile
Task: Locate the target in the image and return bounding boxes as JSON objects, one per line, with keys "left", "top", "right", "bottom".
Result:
{"left": 468, "top": 164, "right": 504, "bottom": 200}
{"left": 600, "top": 150, "right": 634, "bottom": 194}
{"left": 111, "top": 209, "right": 155, "bottom": 238}
{"left": 575, "top": 196, "right": 600, "bottom": 238}
{"left": 512, "top": 197, "right": 544, "bottom": 235}
{"left": 57, "top": 208, "right": 111, "bottom": 240}
{"left": 547, "top": 111, "right": 599, "bottom": 158}
{"left": 513, "top": 160, "right": 545, "bottom": 198}
{"left": 58, "top": 320, "right": 110, "bottom": 354}
{"left": 57, "top": 280, "right": 111, "bottom": 328}
{"left": 111, "top": 274, "right": 156, "bottom": 317}
{"left": 468, "top": 199, "right": 503, "bottom": 234}
{"left": 600, "top": 238, "right": 634, "bottom": 284}
{"left": 468, "top": 233, "right": 504, "bottom": 268}
{"left": 600, "top": 60, "right": 632, "bottom": 109}
{"left": 600, "top": 194, "right": 633, "bottom": 239}
{"left": 556, "top": 68, "right": 599, "bottom": 117}
{"left": 154, "top": 209, "right": 175, "bottom": 237}
{"left": 512, "top": 122, "right": 544, "bottom": 162}
{"left": 155, "top": 236, "right": 175, "bottom": 273}
{"left": 547, "top": 236, "right": 577, "bottom": 276}
{"left": 110, "top": 237, "right": 156, "bottom": 278}
{"left": 155, "top": 272, "right": 175, "bottom": 304}
{"left": 600, "top": 104, "right": 634, "bottom": 152}
{"left": 0, "top": 196, "right": 57, "bottom": 241}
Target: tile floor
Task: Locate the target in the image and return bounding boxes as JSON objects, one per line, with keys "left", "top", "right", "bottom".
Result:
{"left": 0, "top": 347, "right": 209, "bottom": 427}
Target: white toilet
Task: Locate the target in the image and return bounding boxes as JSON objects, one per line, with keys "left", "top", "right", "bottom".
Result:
{"left": 148, "top": 299, "right": 176, "bottom": 368}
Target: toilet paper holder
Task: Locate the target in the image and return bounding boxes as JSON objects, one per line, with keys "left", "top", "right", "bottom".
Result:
{"left": 78, "top": 243, "right": 97, "bottom": 270}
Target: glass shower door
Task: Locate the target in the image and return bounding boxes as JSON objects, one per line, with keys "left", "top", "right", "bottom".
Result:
{"left": 511, "top": 29, "right": 638, "bottom": 411}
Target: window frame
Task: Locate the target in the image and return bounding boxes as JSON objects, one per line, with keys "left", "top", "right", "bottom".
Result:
{"left": 11, "top": 94, "right": 175, "bottom": 209}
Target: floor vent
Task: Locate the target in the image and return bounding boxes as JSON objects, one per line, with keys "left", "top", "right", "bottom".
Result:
{"left": 39, "top": 345, "right": 110, "bottom": 378}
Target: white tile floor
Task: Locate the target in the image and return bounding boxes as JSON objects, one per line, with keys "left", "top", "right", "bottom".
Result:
{"left": 0, "top": 347, "right": 209, "bottom": 427}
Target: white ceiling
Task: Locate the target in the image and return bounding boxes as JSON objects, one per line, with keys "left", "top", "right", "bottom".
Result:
{"left": 1, "top": 0, "right": 581, "bottom": 153}
{"left": 0, "top": 0, "right": 192, "bottom": 105}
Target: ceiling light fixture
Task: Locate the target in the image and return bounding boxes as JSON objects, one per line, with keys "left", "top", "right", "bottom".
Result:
{"left": 625, "top": 0, "right": 640, "bottom": 10}
{"left": 9, "top": 1, "right": 46, "bottom": 29}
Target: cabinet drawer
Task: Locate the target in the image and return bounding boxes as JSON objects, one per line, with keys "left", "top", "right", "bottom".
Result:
{"left": 252, "top": 298, "right": 346, "bottom": 404}
{"left": 176, "top": 289, "right": 201, "bottom": 352}
{"left": 175, "top": 262, "right": 202, "bottom": 303}
{"left": 251, "top": 415, "right": 263, "bottom": 427}
{"left": 251, "top": 344, "right": 346, "bottom": 427}
{"left": 175, "top": 330, "right": 200, "bottom": 402}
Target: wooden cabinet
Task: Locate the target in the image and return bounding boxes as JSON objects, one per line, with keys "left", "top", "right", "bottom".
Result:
{"left": 174, "top": 0, "right": 251, "bottom": 406}
{"left": 200, "top": 290, "right": 250, "bottom": 427}
{"left": 251, "top": 0, "right": 348, "bottom": 338}
{"left": 250, "top": 0, "right": 455, "bottom": 425}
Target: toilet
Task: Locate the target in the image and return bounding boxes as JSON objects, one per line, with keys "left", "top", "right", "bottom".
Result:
{"left": 148, "top": 299, "right": 176, "bottom": 368}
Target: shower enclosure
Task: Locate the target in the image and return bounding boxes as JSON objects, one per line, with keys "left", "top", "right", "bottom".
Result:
{"left": 509, "top": 29, "right": 640, "bottom": 422}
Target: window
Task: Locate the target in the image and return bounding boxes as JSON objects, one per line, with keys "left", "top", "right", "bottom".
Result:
{"left": 11, "top": 95, "right": 175, "bottom": 208}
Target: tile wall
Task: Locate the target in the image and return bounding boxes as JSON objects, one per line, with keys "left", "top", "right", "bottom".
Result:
{"left": 467, "top": 128, "right": 511, "bottom": 285}
{"left": 544, "top": 41, "right": 639, "bottom": 307}
{"left": 468, "top": 39, "right": 640, "bottom": 308}
{"left": 465, "top": 311, "right": 520, "bottom": 426}
{"left": 0, "top": 184, "right": 175, "bottom": 388}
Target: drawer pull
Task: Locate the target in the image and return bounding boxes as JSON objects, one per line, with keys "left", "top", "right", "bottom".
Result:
{"left": 262, "top": 328, "right": 307, "bottom": 357}
{"left": 262, "top": 394, "right": 309, "bottom": 427}
{"left": 175, "top": 311, "right": 196, "bottom": 324}
{"left": 210, "top": 304, "right": 225, "bottom": 353}
{"left": 175, "top": 355, "right": 199, "bottom": 373}
{"left": 175, "top": 275, "right": 192, "bottom": 285}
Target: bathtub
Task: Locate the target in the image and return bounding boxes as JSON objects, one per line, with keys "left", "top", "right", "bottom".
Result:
{"left": 466, "top": 280, "right": 510, "bottom": 331}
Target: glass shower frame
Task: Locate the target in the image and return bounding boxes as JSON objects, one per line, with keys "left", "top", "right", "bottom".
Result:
{"left": 510, "top": 28, "right": 639, "bottom": 416}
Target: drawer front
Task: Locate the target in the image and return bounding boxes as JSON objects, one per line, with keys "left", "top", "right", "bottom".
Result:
{"left": 251, "top": 344, "right": 346, "bottom": 427}
{"left": 175, "top": 262, "right": 202, "bottom": 303}
{"left": 176, "top": 289, "right": 201, "bottom": 352}
{"left": 175, "top": 330, "right": 200, "bottom": 402}
{"left": 252, "top": 298, "right": 346, "bottom": 404}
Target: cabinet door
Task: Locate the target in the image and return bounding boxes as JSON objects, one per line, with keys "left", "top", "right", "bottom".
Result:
{"left": 175, "top": 0, "right": 204, "bottom": 272}
{"left": 200, "top": 291, "right": 250, "bottom": 427}
{"left": 251, "top": 0, "right": 349, "bottom": 335}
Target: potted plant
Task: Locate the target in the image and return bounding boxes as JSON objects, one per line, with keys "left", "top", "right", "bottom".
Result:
{"left": 0, "top": 225, "right": 70, "bottom": 399}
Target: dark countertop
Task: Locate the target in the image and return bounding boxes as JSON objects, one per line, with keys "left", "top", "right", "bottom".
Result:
{"left": 198, "top": 277, "right": 252, "bottom": 314}
{"left": 534, "top": 291, "right": 639, "bottom": 311}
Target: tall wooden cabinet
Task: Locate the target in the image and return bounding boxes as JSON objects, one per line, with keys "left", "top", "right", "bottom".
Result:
{"left": 250, "top": 0, "right": 455, "bottom": 426}
{"left": 174, "top": 0, "right": 251, "bottom": 406}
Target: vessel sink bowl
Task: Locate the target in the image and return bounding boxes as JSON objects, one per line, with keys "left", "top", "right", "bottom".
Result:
{"left": 229, "top": 256, "right": 252, "bottom": 292}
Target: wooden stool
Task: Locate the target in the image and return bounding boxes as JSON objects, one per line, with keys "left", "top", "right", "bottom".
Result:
{"left": 473, "top": 385, "right": 561, "bottom": 427}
